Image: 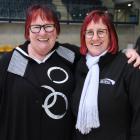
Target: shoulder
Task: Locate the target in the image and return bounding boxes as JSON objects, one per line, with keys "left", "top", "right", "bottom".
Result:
{"left": 113, "top": 51, "right": 136, "bottom": 70}
{"left": 0, "top": 51, "right": 13, "bottom": 68}
{"left": 113, "top": 51, "right": 128, "bottom": 65}
{"left": 60, "top": 43, "right": 80, "bottom": 54}
{"left": 0, "top": 51, "right": 13, "bottom": 86}
{"left": 56, "top": 42, "right": 80, "bottom": 64}
{"left": 104, "top": 51, "right": 128, "bottom": 66}
{"left": 104, "top": 51, "right": 139, "bottom": 76}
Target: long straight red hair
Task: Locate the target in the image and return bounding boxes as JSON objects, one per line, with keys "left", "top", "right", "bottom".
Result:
{"left": 24, "top": 4, "right": 60, "bottom": 40}
{"left": 80, "top": 10, "right": 118, "bottom": 55}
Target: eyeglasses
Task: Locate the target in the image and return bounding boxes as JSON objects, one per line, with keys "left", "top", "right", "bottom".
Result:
{"left": 85, "top": 29, "right": 108, "bottom": 39}
{"left": 30, "top": 24, "right": 55, "bottom": 33}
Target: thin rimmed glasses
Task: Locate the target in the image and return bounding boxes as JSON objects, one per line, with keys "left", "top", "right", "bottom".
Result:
{"left": 85, "top": 29, "right": 108, "bottom": 39}
{"left": 30, "top": 24, "right": 55, "bottom": 33}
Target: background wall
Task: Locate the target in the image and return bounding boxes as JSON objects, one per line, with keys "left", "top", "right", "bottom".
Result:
{"left": 0, "top": 23, "right": 81, "bottom": 47}
{"left": 0, "top": 0, "right": 140, "bottom": 50}
{"left": 0, "top": 21, "right": 139, "bottom": 50}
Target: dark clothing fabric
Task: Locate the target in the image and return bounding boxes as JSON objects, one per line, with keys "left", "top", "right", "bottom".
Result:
{"left": 0, "top": 41, "right": 80, "bottom": 140}
{"left": 134, "top": 36, "right": 140, "bottom": 54}
{"left": 72, "top": 52, "right": 140, "bottom": 140}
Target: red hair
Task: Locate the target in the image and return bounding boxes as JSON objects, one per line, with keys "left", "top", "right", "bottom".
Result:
{"left": 24, "top": 4, "right": 60, "bottom": 40}
{"left": 80, "top": 10, "right": 118, "bottom": 55}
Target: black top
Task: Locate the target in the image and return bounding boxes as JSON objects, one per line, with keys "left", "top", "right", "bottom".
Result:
{"left": 72, "top": 52, "right": 140, "bottom": 140}
{"left": 0, "top": 41, "right": 80, "bottom": 140}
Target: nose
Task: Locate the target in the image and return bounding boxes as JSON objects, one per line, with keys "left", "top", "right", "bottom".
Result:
{"left": 39, "top": 27, "right": 46, "bottom": 34}
{"left": 91, "top": 32, "right": 99, "bottom": 40}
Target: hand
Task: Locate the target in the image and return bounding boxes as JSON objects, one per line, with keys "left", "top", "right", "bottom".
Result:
{"left": 125, "top": 48, "right": 140, "bottom": 69}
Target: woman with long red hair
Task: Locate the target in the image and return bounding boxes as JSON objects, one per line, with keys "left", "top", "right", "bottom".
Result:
{"left": 72, "top": 10, "right": 140, "bottom": 140}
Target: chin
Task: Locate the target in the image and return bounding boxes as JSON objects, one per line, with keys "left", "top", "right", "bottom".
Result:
{"left": 89, "top": 51, "right": 102, "bottom": 56}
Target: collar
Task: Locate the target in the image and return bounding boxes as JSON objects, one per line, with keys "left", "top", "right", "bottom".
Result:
{"left": 78, "top": 52, "right": 118, "bottom": 74}
{"left": 16, "top": 41, "right": 59, "bottom": 64}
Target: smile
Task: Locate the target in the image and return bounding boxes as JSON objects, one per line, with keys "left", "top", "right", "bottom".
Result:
{"left": 90, "top": 42, "right": 102, "bottom": 47}
{"left": 38, "top": 38, "right": 49, "bottom": 42}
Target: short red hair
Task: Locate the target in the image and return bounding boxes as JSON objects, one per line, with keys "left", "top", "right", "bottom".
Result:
{"left": 80, "top": 10, "right": 118, "bottom": 55}
{"left": 24, "top": 4, "right": 60, "bottom": 40}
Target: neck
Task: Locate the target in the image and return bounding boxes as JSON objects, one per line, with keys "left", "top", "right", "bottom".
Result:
{"left": 28, "top": 44, "right": 46, "bottom": 61}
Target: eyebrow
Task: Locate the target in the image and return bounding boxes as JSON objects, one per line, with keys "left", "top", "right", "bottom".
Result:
{"left": 30, "top": 24, "right": 54, "bottom": 26}
{"left": 86, "top": 28, "right": 107, "bottom": 31}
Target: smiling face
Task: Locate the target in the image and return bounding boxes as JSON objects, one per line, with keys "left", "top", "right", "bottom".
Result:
{"left": 28, "top": 16, "right": 57, "bottom": 58}
{"left": 85, "top": 19, "right": 110, "bottom": 56}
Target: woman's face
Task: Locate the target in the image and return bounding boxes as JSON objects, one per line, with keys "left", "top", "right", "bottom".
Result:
{"left": 29, "top": 16, "right": 57, "bottom": 56}
{"left": 85, "top": 19, "right": 110, "bottom": 56}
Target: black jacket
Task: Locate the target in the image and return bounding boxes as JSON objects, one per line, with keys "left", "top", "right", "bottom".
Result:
{"left": 72, "top": 52, "right": 140, "bottom": 140}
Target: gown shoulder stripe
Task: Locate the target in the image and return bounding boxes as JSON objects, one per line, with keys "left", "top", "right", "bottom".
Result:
{"left": 56, "top": 45, "right": 75, "bottom": 63}
{"left": 7, "top": 50, "right": 28, "bottom": 76}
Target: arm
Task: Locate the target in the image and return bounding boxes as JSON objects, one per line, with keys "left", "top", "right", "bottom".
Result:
{"left": 0, "top": 53, "right": 11, "bottom": 105}
{"left": 123, "top": 48, "right": 140, "bottom": 69}
{"left": 0, "top": 56, "right": 5, "bottom": 106}
{"left": 125, "top": 65, "right": 140, "bottom": 140}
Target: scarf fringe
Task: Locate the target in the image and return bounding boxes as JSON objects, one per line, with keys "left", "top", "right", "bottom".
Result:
{"left": 76, "top": 107, "right": 100, "bottom": 134}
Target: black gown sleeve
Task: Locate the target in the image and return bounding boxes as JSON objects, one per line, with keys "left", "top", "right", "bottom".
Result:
{"left": 0, "top": 52, "right": 12, "bottom": 105}
{"left": 125, "top": 64, "right": 140, "bottom": 140}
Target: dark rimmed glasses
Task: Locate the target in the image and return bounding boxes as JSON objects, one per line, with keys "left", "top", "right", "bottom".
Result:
{"left": 85, "top": 29, "right": 108, "bottom": 39}
{"left": 30, "top": 24, "right": 55, "bottom": 33}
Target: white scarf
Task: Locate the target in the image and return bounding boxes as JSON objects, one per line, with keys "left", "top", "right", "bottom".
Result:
{"left": 76, "top": 51, "right": 107, "bottom": 134}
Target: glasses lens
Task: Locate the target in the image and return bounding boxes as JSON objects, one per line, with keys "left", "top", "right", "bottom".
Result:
{"left": 97, "top": 29, "right": 107, "bottom": 38}
{"left": 85, "top": 30, "right": 94, "bottom": 39}
{"left": 44, "top": 24, "right": 55, "bottom": 32}
{"left": 30, "top": 25, "right": 41, "bottom": 33}
{"left": 85, "top": 29, "right": 107, "bottom": 39}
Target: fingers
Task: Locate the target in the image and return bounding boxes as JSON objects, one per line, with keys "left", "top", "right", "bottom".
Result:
{"left": 125, "top": 48, "right": 135, "bottom": 60}
{"left": 124, "top": 48, "right": 140, "bottom": 69}
{"left": 127, "top": 54, "right": 138, "bottom": 64}
{"left": 125, "top": 48, "right": 138, "bottom": 62}
{"left": 133, "top": 56, "right": 140, "bottom": 68}
{"left": 127, "top": 53, "right": 140, "bottom": 69}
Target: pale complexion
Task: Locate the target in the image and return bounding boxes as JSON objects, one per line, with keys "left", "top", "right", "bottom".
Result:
{"left": 27, "top": 16, "right": 140, "bottom": 67}
{"left": 28, "top": 16, "right": 57, "bottom": 61}
{"left": 85, "top": 19, "right": 109, "bottom": 56}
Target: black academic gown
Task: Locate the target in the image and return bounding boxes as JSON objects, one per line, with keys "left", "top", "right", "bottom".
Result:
{"left": 0, "top": 41, "right": 80, "bottom": 140}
